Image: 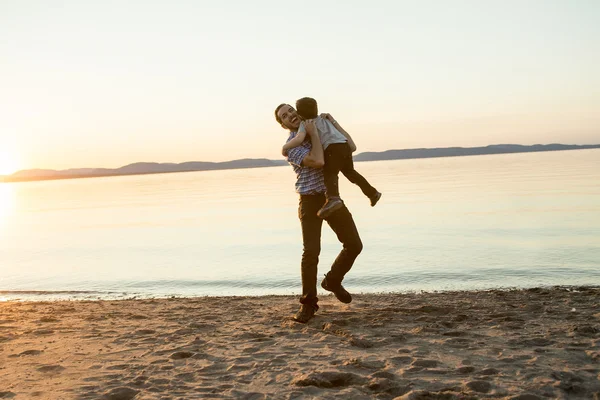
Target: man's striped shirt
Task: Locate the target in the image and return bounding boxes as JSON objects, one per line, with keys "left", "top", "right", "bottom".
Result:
{"left": 285, "top": 131, "right": 326, "bottom": 195}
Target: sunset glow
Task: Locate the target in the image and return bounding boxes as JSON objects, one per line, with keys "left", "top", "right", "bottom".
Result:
{"left": 0, "top": 149, "right": 20, "bottom": 176}
{"left": 1, "top": 1, "right": 599, "bottom": 171}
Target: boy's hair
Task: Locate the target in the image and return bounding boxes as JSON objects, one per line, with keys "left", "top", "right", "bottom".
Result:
{"left": 296, "top": 97, "right": 318, "bottom": 120}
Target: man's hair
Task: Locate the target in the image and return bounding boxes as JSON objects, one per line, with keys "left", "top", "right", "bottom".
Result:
{"left": 296, "top": 97, "right": 318, "bottom": 120}
{"left": 274, "top": 103, "right": 288, "bottom": 128}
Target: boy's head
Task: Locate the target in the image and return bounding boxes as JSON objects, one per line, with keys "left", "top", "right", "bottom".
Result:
{"left": 295, "top": 97, "right": 318, "bottom": 120}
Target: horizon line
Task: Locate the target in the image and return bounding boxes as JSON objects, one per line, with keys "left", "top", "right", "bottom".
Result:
{"left": 6, "top": 142, "right": 600, "bottom": 176}
{"left": 3, "top": 142, "right": 599, "bottom": 183}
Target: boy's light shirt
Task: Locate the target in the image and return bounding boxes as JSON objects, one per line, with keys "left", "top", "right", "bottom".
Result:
{"left": 298, "top": 116, "right": 347, "bottom": 150}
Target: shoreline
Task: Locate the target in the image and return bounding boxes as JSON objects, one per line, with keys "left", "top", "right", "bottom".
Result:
{"left": 1, "top": 284, "right": 599, "bottom": 303}
{"left": 1, "top": 286, "right": 598, "bottom": 399}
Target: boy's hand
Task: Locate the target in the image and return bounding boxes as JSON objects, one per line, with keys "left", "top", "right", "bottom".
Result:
{"left": 320, "top": 113, "right": 337, "bottom": 124}
{"left": 304, "top": 119, "right": 317, "bottom": 136}
{"left": 281, "top": 147, "right": 288, "bottom": 157}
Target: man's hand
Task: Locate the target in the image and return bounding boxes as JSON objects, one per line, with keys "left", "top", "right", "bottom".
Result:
{"left": 281, "top": 147, "right": 288, "bottom": 157}
{"left": 304, "top": 119, "right": 317, "bottom": 136}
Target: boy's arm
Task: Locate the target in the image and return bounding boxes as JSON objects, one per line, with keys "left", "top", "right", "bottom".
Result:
{"left": 322, "top": 113, "right": 357, "bottom": 152}
{"left": 300, "top": 119, "right": 324, "bottom": 168}
{"left": 282, "top": 129, "right": 307, "bottom": 152}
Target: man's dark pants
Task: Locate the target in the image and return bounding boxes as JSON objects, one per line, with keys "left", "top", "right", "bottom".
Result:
{"left": 323, "top": 143, "right": 377, "bottom": 199}
{"left": 298, "top": 193, "right": 363, "bottom": 307}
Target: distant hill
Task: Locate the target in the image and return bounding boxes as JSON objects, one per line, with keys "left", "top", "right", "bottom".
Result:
{"left": 3, "top": 143, "right": 599, "bottom": 183}
{"left": 353, "top": 144, "right": 600, "bottom": 162}
{"left": 5, "top": 159, "right": 287, "bottom": 183}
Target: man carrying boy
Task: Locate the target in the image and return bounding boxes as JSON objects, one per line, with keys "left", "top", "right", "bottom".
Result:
{"left": 282, "top": 97, "right": 381, "bottom": 218}
{"left": 274, "top": 103, "right": 364, "bottom": 323}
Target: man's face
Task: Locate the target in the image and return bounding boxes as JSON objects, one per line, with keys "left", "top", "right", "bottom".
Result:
{"left": 277, "top": 104, "right": 300, "bottom": 130}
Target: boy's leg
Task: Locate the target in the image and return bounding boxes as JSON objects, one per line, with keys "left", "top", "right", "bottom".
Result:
{"left": 340, "top": 145, "right": 378, "bottom": 198}
{"left": 318, "top": 144, "right": 346, "bottom": 218}
{"left": 323, "top": 144, "right": 346, "bottom": 198}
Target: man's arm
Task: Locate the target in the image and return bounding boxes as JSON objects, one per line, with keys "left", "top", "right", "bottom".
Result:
{"left": 322, "top": 113, "right": 357, "bottom": 152}
{"left": 301, "top": 119, "right": 324, "bottom": 168}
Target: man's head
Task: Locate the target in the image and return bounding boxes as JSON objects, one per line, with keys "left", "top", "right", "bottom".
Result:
{"left": 296, "top": 97, "right": 318, "bottom": 120}
{"left": 275, "top": 103, "right": 301, "bottom": 131}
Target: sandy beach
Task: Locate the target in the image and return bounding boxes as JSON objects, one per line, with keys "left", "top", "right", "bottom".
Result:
{"left": 0, "top": 286, "right": 598, "bottom": 399}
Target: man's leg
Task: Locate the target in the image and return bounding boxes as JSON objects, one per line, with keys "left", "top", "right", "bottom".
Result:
{"left": 298, "top": 194, "right": 326, "bottom": 307}
{"left": 324, "top": 205, "right": 363, "bottom": 286}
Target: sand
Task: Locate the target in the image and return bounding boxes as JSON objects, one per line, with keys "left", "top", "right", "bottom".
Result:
{"left": 0, "top": 286, "right": 598, "bottom": 399}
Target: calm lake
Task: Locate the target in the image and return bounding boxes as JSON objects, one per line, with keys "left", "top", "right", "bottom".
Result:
{"left": 1, "top": 149, "right": 599, "bottom": 301}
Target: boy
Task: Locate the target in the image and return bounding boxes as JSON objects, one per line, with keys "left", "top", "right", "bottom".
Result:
{"left": 282, "top": 97, "right": 381, "bottom": 218}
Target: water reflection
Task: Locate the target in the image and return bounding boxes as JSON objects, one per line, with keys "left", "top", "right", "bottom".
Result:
{"left": 0, "top": 183, "right": 15, "bottom": 230}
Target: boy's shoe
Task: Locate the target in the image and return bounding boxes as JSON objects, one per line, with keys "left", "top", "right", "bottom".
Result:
{"left": 321, "top": 274, "right": 352, "bottom": 304}
{"left": 317, "top": 197, "right": 344, "bottom": 219}
{"left": 370, "top": 191, "right": 382, "bottom": 207}
{"left": 293, "top": 304, "right": 317, "bottom": 323}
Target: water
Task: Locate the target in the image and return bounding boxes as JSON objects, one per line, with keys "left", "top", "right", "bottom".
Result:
{"left": 1, "top": 149, "right": 599, "bottom": 301}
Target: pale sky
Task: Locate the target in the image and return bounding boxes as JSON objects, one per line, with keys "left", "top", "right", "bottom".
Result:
{"left": 1, "top": 0, "right": 599, "bottom": 174}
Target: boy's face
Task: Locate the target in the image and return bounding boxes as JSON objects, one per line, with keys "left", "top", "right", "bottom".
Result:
{"left": 277, "top": 105, "right": 301, "bottom": 130}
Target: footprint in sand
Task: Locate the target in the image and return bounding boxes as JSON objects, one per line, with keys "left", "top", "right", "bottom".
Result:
{"left": 444, "top": 337, "right": 471, "bottom": 347}
{"left": 170, "top": 351, "right": 195, "bottom": 360}
{"left": 342, "top": 358, "right": 386, "bottom": 370}
{"left": 348, "top": 337, "right": 374, "bottom": 348}
{"left": 148, "top": 378, "right": 171, "bottom": 386}
{"left": 39, "top": 317, "right": 59, "bottom": 323}
{"left": 128, "top": 314, "right": 148, "bottom": 320}
{"left": 465, "top": 380, "right": 492, "bottom": 393}
{"left": 37, "top": 365, "right": 66, "bottom": 373}
{"left": 411, "top": 359, "right": 439, "bottom": 368}
{"left": 510, "top": 337, "right": 554, "bottom": 347}
{"left": 371, "top": 371, "right": 397, "bottom": 380}
{"left": 390, "top": 356, "right": 413, "bottom": 365}
{"left": 100, "top": 387, "right": 139, "bottom": 400}
{"left": 480, "top": 367, "right": 500, "bottom": 376}
{"left": 293, "top": 371, "right": 366, "bottom": 388}
{"left": 456, "top": 366, "right": 476, "bottom": 374}
{"left": 227, "top": 363, "right": 252, "bottom": 372}
{"left": 367, "top": 376, "right": 399, "bottom": 393}
{"left": 18, "top": 349, "right": 44, "bottom": 357}
{"left": 174, "top": 372, "right": 195, "bottom": 382}
{"left": 33, "top": 329, "right": 55, "bottom": 335}
{"left": 105, "top": 364, "right": 132, "bottom": 371}
{"left": 570, "top": 324, "right": 599, "bottom": 337}
{"left": 133, "top": 329, "right": 156, "bottom": 335}
{"left": 130, "top": 375, "right": 149, "bottom": 387}
{"left": 507, "top": 394, "right": 544, "bottom": 400}
{"left": 442, "top": 330, "right": 467, "bottom": 337}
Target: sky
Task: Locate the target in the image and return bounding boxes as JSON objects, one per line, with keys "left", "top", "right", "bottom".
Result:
{"left": 1, "top": 0, "right": 599, "bottom": 174}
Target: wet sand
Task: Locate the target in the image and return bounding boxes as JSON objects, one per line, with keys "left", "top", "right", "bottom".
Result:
{"left": 0, "top": 286, "right": 599, "bottom": 399}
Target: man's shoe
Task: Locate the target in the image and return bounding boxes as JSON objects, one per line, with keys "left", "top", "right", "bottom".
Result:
{"left": 293, "top": 304, "right": 317, "bottom": 323}
{"left": 317, "top": 197, "right": 344, "bottom": 219}
{"left": 321, "top": 275, "right": 352, "bottom": 304}
{"left": 370, "top": 191, "right": 382, "bottom": 207}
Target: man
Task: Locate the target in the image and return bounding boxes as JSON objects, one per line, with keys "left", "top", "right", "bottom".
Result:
{"left": 275, "top": 103, "right": 364, "bottom": 323}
